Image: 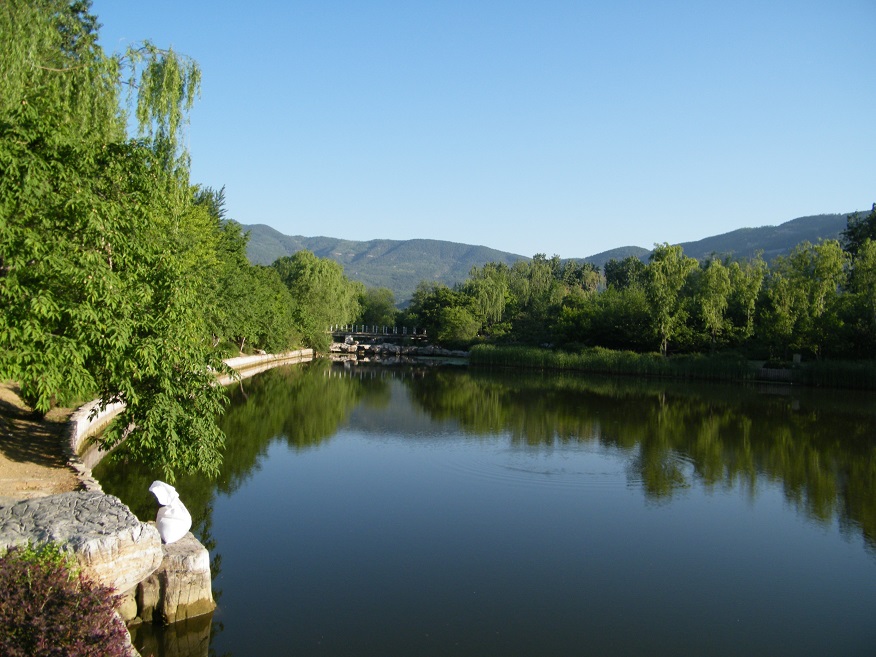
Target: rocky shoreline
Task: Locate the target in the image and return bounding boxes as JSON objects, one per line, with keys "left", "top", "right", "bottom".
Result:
{"left": 0, "top": 350, "right": 313, "bottom": 657}
{"left": 330, "top": 339, "right": 469, "bottom": 361}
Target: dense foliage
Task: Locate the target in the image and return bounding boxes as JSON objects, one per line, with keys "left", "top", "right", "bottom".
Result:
{"left": 0, "top": 543, "right": 129, "bottom": 657}
{"left": 1, "top": 0, "right": 871, "bottom": 484}
{"left": 0, "top": 1, "right": 366, "bottom": 477}
{"left": 272, "top": 250, "right": 363, "bottom": 351}
{"left": 406, "top": 215, "right": 876, "bottom": 365}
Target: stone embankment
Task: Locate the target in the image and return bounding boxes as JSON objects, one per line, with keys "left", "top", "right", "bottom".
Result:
{"left": 67, "top": 349, "right": 313, "bottom": 489}
{"left": 219, "top": 349, "right": 313, "bottom": 384}
{"left": 1, "top": 349, "right": 313, "bottom": 656}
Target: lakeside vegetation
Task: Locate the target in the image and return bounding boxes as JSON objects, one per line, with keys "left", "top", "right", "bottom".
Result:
{"left": 400, "top": 213, "right": 876, "bottom": 389}
{"left": 0, "top": 542, "right": 130, "bottom": 656}
{"left": 470, "top": 345, "right": 755, "bottom": 382}
{"left": 0, "top": 1, "right": 367, "bottom": 478}
{"left": 401, "top": 223, "right": 876, "bottom": 361}
{"left": 1, "top": 1, "right": 873, "bottom": 479}
{"left": 469, "top": 345, "right": 876, "bottom": 389}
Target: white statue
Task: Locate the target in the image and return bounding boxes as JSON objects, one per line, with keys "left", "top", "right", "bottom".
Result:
{"left": 149, "top": 480, "right": 192, "bottom": 544}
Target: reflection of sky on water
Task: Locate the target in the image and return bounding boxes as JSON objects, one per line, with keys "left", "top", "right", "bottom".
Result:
{"left": 98, "top": 363, "right": 876, "bottom": 656}
{"left": 209, "top": 423, "right": 876, "bottom": 656}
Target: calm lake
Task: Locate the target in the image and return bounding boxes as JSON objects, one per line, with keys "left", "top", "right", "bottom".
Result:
{"left": 95, "top": 360, "right": 876, "bottom": 656}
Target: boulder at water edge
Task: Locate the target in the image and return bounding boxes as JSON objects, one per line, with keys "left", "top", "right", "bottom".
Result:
{"left": 0, "top": 490, "right": 163, "bottom": 593}
{"left": 137, "top": 530, "right": 215, "bottom": 624}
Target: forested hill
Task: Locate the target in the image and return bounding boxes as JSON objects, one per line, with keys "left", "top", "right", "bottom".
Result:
{"left": 580, "top": 214, "right": 851, "bottom": 268}
{"left": 674, "top": 213, "right": 850, "bottom": 262}
{"left": 243, "top": 224, "right": 525, "bottom": 303}
{"left": 243, "top": 212, "right": 854, "bottom": 302}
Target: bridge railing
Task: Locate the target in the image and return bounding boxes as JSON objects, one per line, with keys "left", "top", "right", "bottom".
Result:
{"left": 328, "top": 325, "right": 426, "bottom": 336}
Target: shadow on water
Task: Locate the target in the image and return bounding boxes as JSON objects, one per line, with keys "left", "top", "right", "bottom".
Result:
{"left": 96, "top": 359, "right": 375, "bottom": 656}
{"left": 95, "top": 359, "right": 876, "bottom": 656}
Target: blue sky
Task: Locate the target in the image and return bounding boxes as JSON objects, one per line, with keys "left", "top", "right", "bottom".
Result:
{"left": 92, "top": 0, "right": 875, "bottom": 258}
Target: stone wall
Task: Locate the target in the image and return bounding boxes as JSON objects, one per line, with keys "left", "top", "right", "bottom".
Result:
{"left": 67, "top": 349, "right": 314, "bottom": 478}
{"left": 129, "top": 531, "right": 215, "bottom": 625}
{"left": 218, "top": 348, "right": 314, "bottom": 385}
{"left": 0, "top": 493, "right": 213, "bottom": 657}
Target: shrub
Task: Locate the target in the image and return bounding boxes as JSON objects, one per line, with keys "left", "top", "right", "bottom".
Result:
{"left": 0, "top": 543, "right": 130, "bottom": 657}
{"left": 470, "top": 344, "right": 754, "bottom": 382}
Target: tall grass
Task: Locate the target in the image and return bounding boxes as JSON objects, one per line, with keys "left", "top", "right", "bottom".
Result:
{"left": 471, "top": 345, "right": 876, "bottom": 389}
{"left": 793, "top": 359, "right": 876, "bottom": 390}
{"left": 470, "top": 345, "right": 753, "bottom": 382}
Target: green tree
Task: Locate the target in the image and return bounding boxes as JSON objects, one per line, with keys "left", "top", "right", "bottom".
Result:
{"left": 558, "top": 284, "right": 654, "bottom": 351}
{"left": 759, "top": 270, "right": 800, "bottom": 358}
{"left": 437, "top": 306, "right": 480, "bottom": 345}
{"left": 840, "top": 238, "right": 876, "bottom": 357}
{"left": 692, "top": 258, "right": 732, "bottom": 349}
{"left": 726, "top": 254, "right": 766, "bottom": 341}
{"left": 646, "top": 244, "right": 698, "bottom": 355}
{"left": 246, "top": 265, "right": 299, "bottom": 352}
{"left": 273, "top": 250, "right": 362, "bottom": 351}
{"left": 404, "top": 281, "right": 470, "bottom": 339}
{"left": 506, "top": 254, "right": 566, "bottom": 344}
{"left": 463, "top": 262, "right": 510, "bottom": 336}
{"left": 358, "top": 287, "right": 398, "bottom": 327}
{"left": 604, "top": 256, "right": 646, "bottom": 290}
{"left": 0, "top": 0, "right": 226, "bottom": 479}
{"left": 559, "top": 260, "right": 602, "bottom": 294}
{"left": 190, "top": 188, "right": 298, "bottom": 354}
{"left": 761, "top": 241, "right": 849, "bottom": 359}
{"left": 841, "top": 204, "right": 876, "bottom": 257}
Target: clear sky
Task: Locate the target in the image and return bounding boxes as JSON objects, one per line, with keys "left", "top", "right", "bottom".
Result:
{"left": 91, "top": 0, "right": 875, "bottom": 259}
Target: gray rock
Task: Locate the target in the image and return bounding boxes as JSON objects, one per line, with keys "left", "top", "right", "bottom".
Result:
{"left": 137, "top": 531, "right": 215, "bottom": 624}
{"left": 0, "top": 491, "right": 162, "bottom": 593}
{"left": 118, "top": 587, "right": 140, "bottom": 623}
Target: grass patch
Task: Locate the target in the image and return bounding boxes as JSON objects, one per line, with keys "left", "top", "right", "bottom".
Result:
{"left": 470, "top": 345, "right": 753, "bottom": 382}
{"left": 470, "top": 345, "right": 876, "bottom": 389}
{"left": 793, "top": 359, "right": 876, "bottom": 390}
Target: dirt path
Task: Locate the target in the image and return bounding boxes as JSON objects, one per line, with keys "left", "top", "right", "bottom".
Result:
{"left": 0, "top": 382, "right": 80, "bottom": 505}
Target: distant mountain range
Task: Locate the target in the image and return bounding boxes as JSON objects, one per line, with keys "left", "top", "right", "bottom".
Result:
{"left": 243, "top": 212, "right": 853, "bottom": 303}
{"left": 243, "top": 226, "right": 521, "bottom": 303}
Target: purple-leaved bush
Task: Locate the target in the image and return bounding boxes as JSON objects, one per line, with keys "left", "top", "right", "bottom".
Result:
{"left": 0, "top": 544, "right": 130, "bottom": 657}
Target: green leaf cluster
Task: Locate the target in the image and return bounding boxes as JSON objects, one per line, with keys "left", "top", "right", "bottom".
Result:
{"left": 0, "top": 1, "right": 243, "bottom": 478}
{"left": 412, "top": 209, "right": 875, "bottom": 363}
{"left": 272, "top": 250, "right": 363, "bottom": 351}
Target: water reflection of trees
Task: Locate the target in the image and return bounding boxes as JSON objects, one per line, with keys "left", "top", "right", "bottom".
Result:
{"left": 96, "top": 361, "right": 876, "bottom": 557}
{"left": 95, "top": 360, "right": 375, "bottom": 656}
{"left": 404, "top": 369, "right": 876, "bottom": 551}
{"left": 94, "top": 359, "right": 372, "bottom": 533}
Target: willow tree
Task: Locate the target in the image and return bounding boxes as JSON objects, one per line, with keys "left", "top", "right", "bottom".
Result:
{"left": 726, "top": 254, "right": 766, "bottom": 341}
{"left": 464, "top": 262, "right": 510, "bottom": 335}
{"left": 0, "top": 0, "right": 225, "bottom": 479}
{"left": 761, "top": 240, "right": 849, "bottom": 359}
{"left": 646, "top": 243, "right": 698, "bottom": 356}
{"left": 692, "top": 258, "right": 732, "bottom": 349}
{"left": 273, "top": 250, "right": 362, "bottom": 351}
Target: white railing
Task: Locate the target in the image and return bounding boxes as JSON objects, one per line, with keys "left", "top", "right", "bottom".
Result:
{"left": 328, "top": 325, "right": 426, "bottom": 336}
